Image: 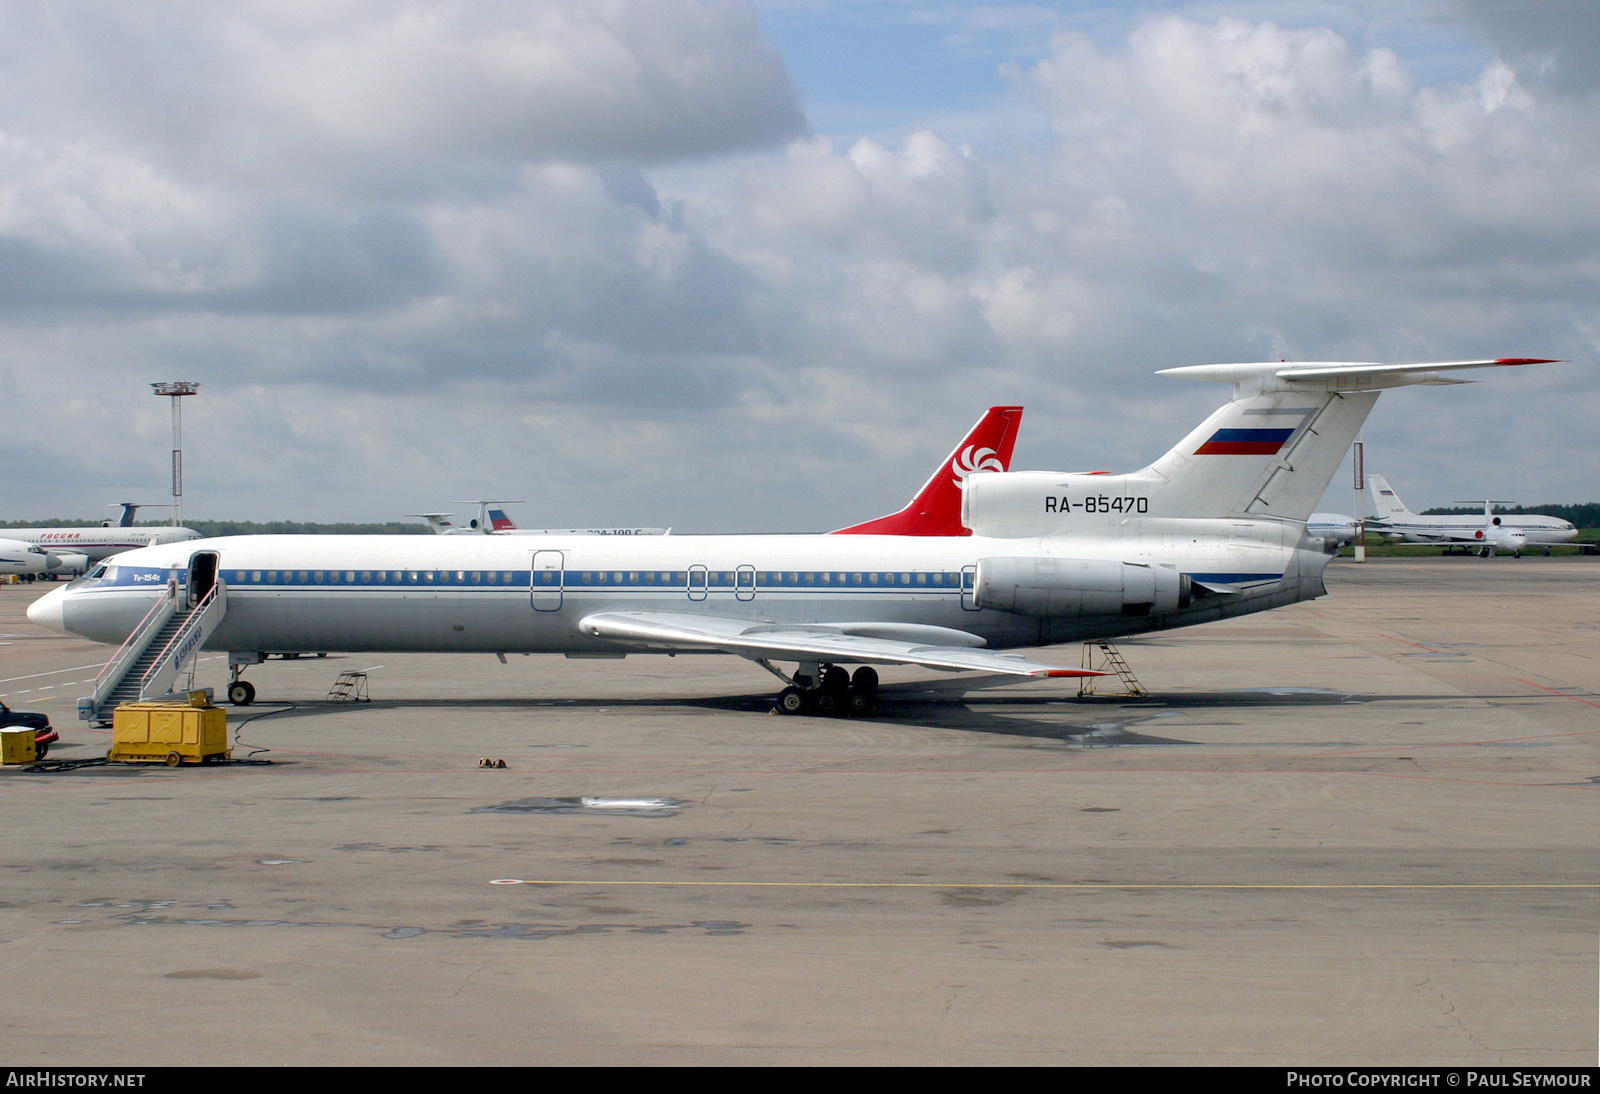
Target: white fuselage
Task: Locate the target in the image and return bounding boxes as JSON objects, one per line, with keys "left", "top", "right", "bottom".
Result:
{"left": 1306, "top": 513, "right": 1359, "bottom": 548}
{"left": 4, "top": 525, "right": 201, "bottom": 563}
{"left": 1375, "top": 514, "right": 1577, "bottom": 546}
{"left": 34, "top": 526, "right": 1329, "bottom": 657}
{"left": 1, "top": 538, "right": 55, "bottom": 576}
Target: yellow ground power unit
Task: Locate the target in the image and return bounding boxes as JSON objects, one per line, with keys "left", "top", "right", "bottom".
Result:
{"left": 0, "top": 728, "right": 37, "bottom": 765}
{"left": 109, "top": 692, "right": 229, "bottom": 766}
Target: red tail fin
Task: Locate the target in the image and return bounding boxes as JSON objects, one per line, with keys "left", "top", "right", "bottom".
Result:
{"left": 831, "top": 407, "right": 1023, "bottom": 536}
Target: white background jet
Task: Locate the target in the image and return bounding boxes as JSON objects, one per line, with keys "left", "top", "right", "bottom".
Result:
{"left": 1367, "top": 473, "right": 1578, "bottom": 556}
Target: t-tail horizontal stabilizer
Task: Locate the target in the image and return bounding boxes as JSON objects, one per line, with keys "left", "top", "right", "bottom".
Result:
{"left": 1157, "top": 358, "right": 1559, "bottom": 391}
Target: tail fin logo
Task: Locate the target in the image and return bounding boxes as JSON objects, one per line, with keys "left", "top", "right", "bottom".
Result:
{"left": 951, "top": 445, "right": 1004, "bottom": 486}
{"left": 1194, "top": 428, "right": 1295, "bottom": 456}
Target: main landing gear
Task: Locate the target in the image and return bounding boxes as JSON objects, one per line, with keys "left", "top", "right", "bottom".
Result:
{"left": 762, "top": 660, "right": 879, "bottom": 717}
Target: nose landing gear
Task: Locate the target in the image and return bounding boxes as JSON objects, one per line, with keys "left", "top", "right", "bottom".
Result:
{"left": 226, "top": 652, "right": 262, "bottom": 706}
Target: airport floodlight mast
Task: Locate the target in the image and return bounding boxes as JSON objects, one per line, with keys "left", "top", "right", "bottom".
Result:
{"left": 150, "top": 382, "right": 199, "bottom": 527}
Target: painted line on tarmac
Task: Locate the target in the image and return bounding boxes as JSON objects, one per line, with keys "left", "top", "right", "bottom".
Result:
{"left": 1516, "top": 678, "right": 1600, "bottom": 711}
{"left": 487, "top": 879, "right": 1598, "bottom": 890}
{"left": 0, "top": 663, "right": 114, "bottom": 685}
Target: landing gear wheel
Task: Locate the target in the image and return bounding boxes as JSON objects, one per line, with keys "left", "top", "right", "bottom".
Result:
{"left": 821, "top": 666, "right": 849, "bottom": 692}
{"left": 814, "top": 690, "right": 840, "bottom": 715}
{"left": 777, "top": 687, "right": 807, "bottom": 715}
{"left": 228, "top": 680, "right": 256, "bottom": 706}
{"left": 850, "top": 666, "right": 879, "bottom": 694}
{"left": 847, "top": 689, "right": 875, "bottom": 716}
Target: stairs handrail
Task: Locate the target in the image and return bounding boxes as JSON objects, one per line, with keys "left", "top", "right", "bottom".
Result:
{"left": 138, "top": 581, "right": 228, "bottom": 698}
{"left": 80, "top": 579, "right": 180, "bottom": 719}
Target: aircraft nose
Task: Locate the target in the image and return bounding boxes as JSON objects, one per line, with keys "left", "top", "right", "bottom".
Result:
{"left": 26, "top": 585, "right": 69, "bottom": 635}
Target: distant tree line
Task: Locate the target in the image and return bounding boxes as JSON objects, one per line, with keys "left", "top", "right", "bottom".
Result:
{"left": 1422, "top": 503, "right": 1600, "bottom": 528}
{"left": 186, "top": 520, "right": 431, "bottom": 536}
{"left": 0, "top": 518, "right": 430, "bottom": 536}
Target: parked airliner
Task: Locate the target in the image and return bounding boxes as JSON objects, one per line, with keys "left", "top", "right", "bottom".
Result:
{"left": 28, "top": 359, "right": 1557, "bottom": 716}
{"left": 3, "top": 519, "right": 199, "bottom": 563}
{"left": 1367, "top": 473, "right": 1578, "bottom": 556}
{"left": 412, "top": 503, "right": 669, "bottom": 537}
{"left": 2, "top": 538, "right": 64, "bottom": 579}
{"left": 1305, "top": 513, "right": 1360, "bottom": 549}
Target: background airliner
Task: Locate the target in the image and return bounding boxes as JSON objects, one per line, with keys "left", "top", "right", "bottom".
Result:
{"left": 1305, "top": 514, "right": 1360, "bottom": 549}
{"left": 1367, "top": 473, "right": 1578, "bottom": 556}
{"left": 2, "top": 518, "right": 199, "bottom": 563}
{"left": 29, "top": 359, "right": 1556, "bottom": 717}
{"left": 2, "top": 538, "right": 71, "bottom": 578}
{"left": 412, "top": 502, "right": 669, "bottom": 537}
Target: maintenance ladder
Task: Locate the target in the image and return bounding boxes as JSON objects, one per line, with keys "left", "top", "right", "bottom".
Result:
{"left": 327, "top": 672, "right": 369, "bottom": 702}
{"left": 1078, "top": 639, "right": 1146, "bottom": 698}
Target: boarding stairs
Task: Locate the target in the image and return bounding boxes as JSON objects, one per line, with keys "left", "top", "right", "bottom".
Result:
{"left": 79, "top": 579, "right": 229, "bottom": 724}
{"left": 1077, "top": 639, "right": 1146, "bottom": 698}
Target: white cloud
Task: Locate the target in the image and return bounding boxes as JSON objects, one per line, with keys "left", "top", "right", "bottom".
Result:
{"left": 1, "top": 4, "right": 1595, "bottom": 529}
{"left": 0, "top": 1, "right": 803, "bottom": 189}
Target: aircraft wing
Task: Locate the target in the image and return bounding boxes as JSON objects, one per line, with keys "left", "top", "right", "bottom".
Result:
{"left": 578, "top": 611, "right": 1102, "bottom": 678}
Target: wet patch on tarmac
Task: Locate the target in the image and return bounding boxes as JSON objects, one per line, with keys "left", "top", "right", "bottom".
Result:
{"left": 334, "top": 842, "right": 445, "bottom": 852}
{"left": 1157, "top": 688, "right": 1365, "bottom": 705}
{"left": 474, "top": 796, "right": 688, "bottom": 818}
{"left": 419, "top": 919, "right": 748, "bottom": 940}
{"left": 939, "top": 888, "right": 1023, "bottom": 908}
{"left": 49, "top": 898, "right": 752, "bottom": 941}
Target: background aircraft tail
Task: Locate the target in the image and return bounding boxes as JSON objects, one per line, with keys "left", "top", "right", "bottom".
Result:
{"left": 1366, "top": 474, "right": 1413, "bottom": 519}
{"left": 833, "top": 406, "right": 1022, "bottom": 536}
{"left": 406, "top": 512, "right": 458, "bottom": 534}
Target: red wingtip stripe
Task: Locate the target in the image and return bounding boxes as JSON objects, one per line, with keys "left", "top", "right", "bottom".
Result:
{"left": 1043, "top": 669, "right": 1111, "bottom": 678}
{"left": 1494, "top": 358, "right": 1559, "bottom": 365}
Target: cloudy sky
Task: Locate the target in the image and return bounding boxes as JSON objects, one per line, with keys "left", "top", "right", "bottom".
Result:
{"left": 1, "top": 0, "right": 1595, "bottom": 530}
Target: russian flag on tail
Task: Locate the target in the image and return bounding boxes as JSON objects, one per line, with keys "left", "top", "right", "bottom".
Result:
{"left": 1193, "top": 428, "right": 1295, "bottom": 456}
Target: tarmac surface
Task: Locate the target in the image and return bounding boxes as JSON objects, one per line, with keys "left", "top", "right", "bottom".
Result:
{"left": 1, "top": 558, "right": 1596, "bottom": 1066}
